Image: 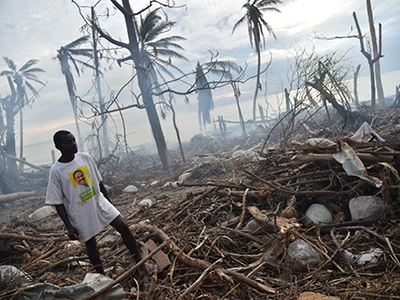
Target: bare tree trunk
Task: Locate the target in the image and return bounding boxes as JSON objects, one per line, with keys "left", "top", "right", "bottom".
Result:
{"left": 92, "top": 7, "right": 110, "bottom": 157}
{"left": 252, "top": 42, "right": 261, "bottom": 122}
{"left": 5, "top": 77, "right": 20, "bottom": 188}
{"left": 284, "top": 88, "right": 291, "bottom": 113}
{"left": 232, "top": 82, "right": 246, "bottom": 137}
{"left": 168, "top": 100, "right": 185, "bottom": 162}
{"left": 353, "top": 64, "right": 361, "bottom": 106}
{"left": 366, "top": 0, "right": 385, "bottom": 108}
{"left": 353, "top": 11, "right": 383, "bottom": 109}
{"left": 97, "top": 0, "right": 172, "bottom": 170}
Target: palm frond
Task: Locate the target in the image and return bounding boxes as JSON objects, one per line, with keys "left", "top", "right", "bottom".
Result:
{"left": 3, "top": 57, "right": 16, "bottom": 71}
{"left": 64, "top": 35, "right": 90, "bottom": 49}
{"left": 232, "top": 15, "right": 246, "bottom": 34}
{"left": 23, "top": 67, "right": 45, "bottom": 75}
{"left": 24, "top": 81, "right": 41, "bottom": 99}
{"left": 153, "top": 49, "right": 188, "bottom": 61}
{"left": 0, "top": 70, "right": 14, "bottom": 77}
{"left": 66, "top": 48, "right": 93, "bottom": 57}
{"left": 19, "top": 59, "right": 39, "bottom": 72}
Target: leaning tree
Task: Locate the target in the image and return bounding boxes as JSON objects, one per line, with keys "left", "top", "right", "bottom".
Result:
{"left": 56, "top": 36, "right": 93, "bottom": 151}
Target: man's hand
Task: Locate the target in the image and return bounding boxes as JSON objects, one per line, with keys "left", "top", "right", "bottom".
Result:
{"left": 67, "top": 226, "right": 81, "bottom": 240}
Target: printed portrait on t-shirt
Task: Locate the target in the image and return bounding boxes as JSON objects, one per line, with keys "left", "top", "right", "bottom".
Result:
{"left": 68, "top": 165, "right": 96, "bottom": 203}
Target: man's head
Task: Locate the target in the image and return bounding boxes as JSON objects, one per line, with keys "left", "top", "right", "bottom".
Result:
{"left": 53, "top": 130, "right": 78, "bottom": 155}
{"left": 73, "top": 170, "right": 86, "bottom": 185}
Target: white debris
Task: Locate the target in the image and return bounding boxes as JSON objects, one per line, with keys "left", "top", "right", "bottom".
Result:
{"left": 343, "top": 248, "right": 384, "bottom": 265}
{"left": 178, "top": 172, "right": 192, "bottom": 183}
{"left": 123, "top": 185, "right": 138, "bottom": 193}
{"left": 305, "top": 138, "right": 337, "bottom": 148}
{"left": 28, "top": 206, "right": 56, "bottom": 221}
{"left": 138, "top": 198, "right": 154, "bottom": 209}
{"left": 0, "top": 265, "right": 31, "bottom": 285}
{"left": 350, "top": 121, "right": 385, "bottom": 142}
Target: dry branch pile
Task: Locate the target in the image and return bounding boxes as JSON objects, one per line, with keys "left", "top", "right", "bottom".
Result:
{"left": 1, "top": 109, "right": 400, "bottom": 300}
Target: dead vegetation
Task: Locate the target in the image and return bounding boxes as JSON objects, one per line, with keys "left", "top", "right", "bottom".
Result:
{"left": 1, "top": 107, "right": 400, "bottom": 299}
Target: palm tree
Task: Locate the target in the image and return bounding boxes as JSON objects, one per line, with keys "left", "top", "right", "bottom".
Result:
{"left": 136, "top": 8, "right": 188, "bottom": 160}
{"left": 232, "top": 0, "right": 281, "bottom": 121}
{"left": 195, "top": 60, "right": 242, "bottom": 133}
{"left": 56, "top": 36, "right": 93, "bottom": 151}
{"left": 0, "top": 57, "right": 45, "bottom": 162}
{"left": 136, "top": 8, "right": 187, "bottom": 87}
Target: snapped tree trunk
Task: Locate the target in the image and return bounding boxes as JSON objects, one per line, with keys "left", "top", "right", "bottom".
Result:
{"left": 232, "top": 82, "right": 246, "bottom": 137}
{"left": 366, "top": 0, "right": 385, "bottom": 108}
{"left": 92, "top": 7, "right": 110, "bottom": 157}
{"left": 353, "top": 64, "right": 361, "bottom": 106}
{"left": 4, "top": 77, "right": 20, "bottom": 188}
{"left": 252, "top": 40, "right": 262, "bottom": 122}
{"left": 120, "top": 0, "right": 172, "bottom": 169}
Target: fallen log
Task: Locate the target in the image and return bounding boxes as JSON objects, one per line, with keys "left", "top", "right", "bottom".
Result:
{"left": 0, "top": 191, "right": 37, "bottom": 203}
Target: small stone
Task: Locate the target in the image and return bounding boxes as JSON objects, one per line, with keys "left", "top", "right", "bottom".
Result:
{"left": 349, "top": 196, "right": 384, "bottom": 221}
{"left": 28, "top": 206, "right": 56, "bottom": 221}
{"left": 100, "top": 234, "right": 119, "bottom": 244}
{"left": 245, "top": 219, "right": 261, "bottom": 231}
{"left": 123, "top": 185, "right": 138, "bottom": 193}
{"left": 395, "top": 124, "right": 400, "bottom": 132}
{"left": 138, "top": 198, "right": 154, "bottom": 209}
{"left": 288, "top": 239, "right": 321, "bottom": 266}
{"left": 150, "top": 181, "right": 159, "bottom": 186}
{"left": 178, "top": 172, "right": 192, "bottom": 183}
{"left": 305, "top": 203, "right": 333, "bottom": 225}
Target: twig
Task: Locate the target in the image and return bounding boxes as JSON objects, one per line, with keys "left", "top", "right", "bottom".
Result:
{"left": 179, "top": 258, "right": 223, "bottom": 298}
{"left": 236, "top": 188, "right": 249, "bottom": 230}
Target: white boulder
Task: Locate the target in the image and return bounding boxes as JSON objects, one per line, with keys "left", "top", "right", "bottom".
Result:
{"left": 305, "top": 203, "right": 333, "bottom": 224}
{"left": 123, "top": 185, "right": 138, "bottom": 193}
{"left": 28, "top": 206, "right": 56, "bottom": 221}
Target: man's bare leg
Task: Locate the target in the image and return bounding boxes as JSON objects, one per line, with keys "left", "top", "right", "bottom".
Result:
{"left": 85, "top": 236, "right": 105, "bottom": 274}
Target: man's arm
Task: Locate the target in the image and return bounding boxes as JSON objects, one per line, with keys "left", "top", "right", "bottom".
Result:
{"left": 55, "top": 204, "right": 81, "bottom": 240}
{"left": 99, "top": 181, "right": 112, "bottom": 203}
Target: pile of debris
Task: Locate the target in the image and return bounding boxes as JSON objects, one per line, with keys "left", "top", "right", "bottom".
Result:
{"left": 1, "top": 109, "right": 400, "bottom": 300}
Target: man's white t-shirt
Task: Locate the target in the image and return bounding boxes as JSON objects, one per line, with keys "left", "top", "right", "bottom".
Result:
{"left": 45, "top": 152, "right": 119, "bottom": 242}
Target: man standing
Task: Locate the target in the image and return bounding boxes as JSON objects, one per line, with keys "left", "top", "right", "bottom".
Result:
{"left": 46, "top": 130, "right": 151, "bottom": 275}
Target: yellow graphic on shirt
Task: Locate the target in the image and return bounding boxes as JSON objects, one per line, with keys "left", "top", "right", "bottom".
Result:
{"left": 68, "top": 165, "right": 96, "bottom": 203}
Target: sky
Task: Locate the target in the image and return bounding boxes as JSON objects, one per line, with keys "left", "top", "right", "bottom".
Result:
{"left": 0, "top": 0, "right": 399, "bottom": 164}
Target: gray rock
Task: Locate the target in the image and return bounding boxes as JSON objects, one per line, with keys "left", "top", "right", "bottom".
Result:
{"left": 28, "top": 206, "right": 56, "bottom": 221}
{"left": 0, "top": 265, "right": 30, "bottom": 285}
{"left": 178, "top": 172, "right": 192, "bottom": 183}
{"left": 100, "top": 234, "right": 119, "bottom": 244}
{"left": 288, "top": 239, "right": 321, "bottom": 266}
{"left": 349, "top": 196, "right": 385, "bottom": 221}
{"left": 305, "top": 203, "right": 333, "bottom": 224}
{"left": 123, "top": 185, "right": 138, "bottom": 193}
{"left": 138, "top": 198, "right": 154, "bottom": 209}
{"left": 162, "top": 181, "right": 178, "bottom": 188}
{"left": 245, "top": 219, "right": 261, "bottom": 231}
{"left": 395, "top": 124, "right": 400, "bottom": 132}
